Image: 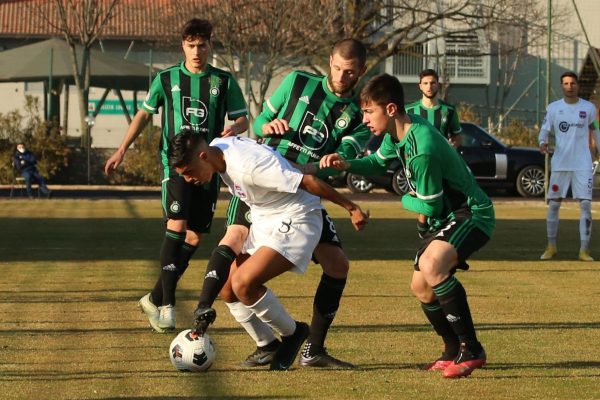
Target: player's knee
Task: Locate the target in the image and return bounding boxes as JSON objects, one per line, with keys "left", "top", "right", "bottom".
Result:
{"left": 185, "top": 230, "right": 202, "bottom": 247}
{"left": 219, "top": 225, "right": 248, "bottom": 254}
{"left": 580, "top": 199, "right": 592, "bottom": 214}
{"left": 231, "top": 272, "right": 254, "bottom": 304}
{"left": 166, "top": 218, "right": 187, "bottom": 233}
{"left": 410, "top": 279, "right": 434, "bottom": 302}
{"left": 318, "top": 247, "right": 349, "bottom": 278}
{"left": 548, "top": 200, "right": 561, "bottom": 212}
{"left": 219, "top": 279, "right": 237, "bottom": 303}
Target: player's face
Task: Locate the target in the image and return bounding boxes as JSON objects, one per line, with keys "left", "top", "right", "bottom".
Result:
{"left": 561, "top": 76, "right": 579, "bottom": 99}
{"left": 328, "top": 53, "right": 365, "bottom": 97}
{"left": 182, "top": 37, "right": 211, "bottom": 72}
{"left": 175, "top": 153, "right": 214, "bottom": 185}
{"left": 419, "top": 76, "right": 439, "bottom": 99}
{"left": 361, "top": 101, "right": 389, "bottom": 136}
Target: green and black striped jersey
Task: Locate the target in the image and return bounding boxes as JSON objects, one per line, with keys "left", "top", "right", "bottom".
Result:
{"left": 345, "top": 115, "right": 494, "bottom": 236}
{"left": 405, "top": 99, "right": 461, "bottom": 139}
{"left": 142, "top": 62, "right": 247, "bottom": 173}
{"left": 253, "top": 70, "right": 371, "bottom": 169}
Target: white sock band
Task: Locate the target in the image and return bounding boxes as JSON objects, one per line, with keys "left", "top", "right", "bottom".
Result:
{"left": 247, "top": 288, "right": 295, "bottom": 337}
{"left": 225, "top": 301, "right": 277, "bottom": 347}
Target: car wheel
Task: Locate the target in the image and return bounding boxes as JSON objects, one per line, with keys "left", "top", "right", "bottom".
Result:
{"left": 516, "top": 165, "right": 545, "bottom": 197}
{"left": 346, "top": 173, "right": 374, "bottom": 193}
{"left": 391, "top": 168, "right": 411, "bottom": 196}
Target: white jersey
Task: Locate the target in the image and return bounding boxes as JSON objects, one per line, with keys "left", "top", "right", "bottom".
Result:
{"left": 539, "top": 98, "right": 597, "bottom": 171}
{"left": 211, "top": 136, "right": 323, "bottom": 220}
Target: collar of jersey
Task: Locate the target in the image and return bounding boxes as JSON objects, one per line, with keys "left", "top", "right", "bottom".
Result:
{"left": 395, "top": 114, "right": 420, "bottom": 146}
{"left": 419, "top": 99, "right": 442, "bottom": 110}
{"left": 321, "top": 76, "right": 355, "bottom": 103}
{"left": 179, "top": 61, "right": 211, "bottom": 77}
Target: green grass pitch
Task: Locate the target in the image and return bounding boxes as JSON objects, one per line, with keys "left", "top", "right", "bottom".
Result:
{"left": 0, "top": 197, "right": 599, "bottom": 399}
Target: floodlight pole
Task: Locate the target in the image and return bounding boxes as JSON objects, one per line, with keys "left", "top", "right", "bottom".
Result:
{"left": 48, "top": 48, "right": 53, "bottom": 121}
{"left": 544, "top": 0, "right": 552, "bottom": 203}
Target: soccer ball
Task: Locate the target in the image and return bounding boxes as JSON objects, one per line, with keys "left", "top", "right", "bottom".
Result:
{"left": 169, "top": 329, "right": 216, "bottom": 372}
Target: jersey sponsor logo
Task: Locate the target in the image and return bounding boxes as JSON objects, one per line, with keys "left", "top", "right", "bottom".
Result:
{"left": 233, "top": 184, "right": 247, "bottom": 200}
{"left": 170, "top": 201, "right": 181, "bottom": 213}
{"left": 299, "top": 95, "right": 310, "bottom": 104}
{"left": 579, "top": 111, "right": 587, "bottom": 118}
{"left": 171, "top": 84, "right": 181, "bottom": 92}
{"left": 182, "top": 96, "right": 208, "bottom": 127}
{"left": 287, "top": 141, "right": 321, "bottom": 160}
{"left": 298, "top": 111, "right": 329, "bottom": 151}
{"left": 558, "top": 121, "right": 585, "bottom": 132}
{"left": 210, "top": 87, "right": 220, "bottom": 97}
{"left": 244, "top": 211, "right": 252, "bottom": 223}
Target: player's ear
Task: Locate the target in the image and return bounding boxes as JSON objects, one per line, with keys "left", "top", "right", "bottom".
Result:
{"left": 199, "top": 151, "right": 209, "bottom": 161}
{"left": 386, "top": 103, "right": 398, "bottom": 118}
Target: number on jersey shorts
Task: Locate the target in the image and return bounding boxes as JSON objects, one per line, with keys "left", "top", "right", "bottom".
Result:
{"left": 547, "top": 170, "right": 593, "bottom": 200}
{"left": 414, "top": 208, "right": 490, "bottom": 273}
{"left": 243, "top": 209, "right": 323, "bottom": 274}
{"left": 226, "top": 197, "right": 343, "bottom": 252}
{"left": 162, "top": 173, "right": 219, "bottom": 233}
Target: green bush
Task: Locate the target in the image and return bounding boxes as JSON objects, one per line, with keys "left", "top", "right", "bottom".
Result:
{"left": 457, "top": 102, "right": 481, "bottom": 125}
{"left": 496, "top": 119, "right": 539, "bottom": 148}
{"left": 106, "top": 125, "right": 162, "bottom": 185}
{"left": 0, "top": 96, "right": 69, "bottom": 184}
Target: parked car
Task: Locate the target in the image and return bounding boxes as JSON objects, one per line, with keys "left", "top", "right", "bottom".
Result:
{"left": 345, "top": 122, "right": 547, "bottom": 198}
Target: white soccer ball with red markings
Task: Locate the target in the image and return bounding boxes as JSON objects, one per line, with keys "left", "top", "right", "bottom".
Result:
{"left": 169, "top": 329, "right": 216, "bottom": 372}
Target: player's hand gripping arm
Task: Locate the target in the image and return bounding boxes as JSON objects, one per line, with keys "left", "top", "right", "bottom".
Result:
{"left": 104, "top": 109, "right": 152, "bottom": 175}
{"left": 220, "top": 116, "right": 249, "bottom": 137}
{"left": 259, "top": 118, "right": 290, "bottom": 136}
{"left": 299, "top": 174, "right": 369, "bottom": 231}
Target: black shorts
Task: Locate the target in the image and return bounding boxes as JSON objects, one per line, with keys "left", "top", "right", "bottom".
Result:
{"left": 414, "top": 208, "right": 490, "bottom": 273}
{"left": 161, "top": 173, "right": 219, "bottom": 233}
{"left": 225, "top": 196, "right": 343, "bottom": 254}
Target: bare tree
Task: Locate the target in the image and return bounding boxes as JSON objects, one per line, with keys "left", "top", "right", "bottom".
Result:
{"left": 150, "top": 0, "right": 567, "bottom": 130}
{"left": 56, "top": 0, "right": 119, "bottom": 148}
{"left": 30, "top": 0, "right": 119, "bottom": 148}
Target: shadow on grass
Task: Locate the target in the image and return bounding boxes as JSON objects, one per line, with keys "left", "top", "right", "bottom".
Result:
{"left": 1, "top": 217, "right": 596, "bottom": 262}
{"left": 2, "top": 322, "right": 598, "bottom": 335}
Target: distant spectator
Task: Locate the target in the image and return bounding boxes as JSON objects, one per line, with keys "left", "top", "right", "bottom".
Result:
{"left": 13, "top": 143, "right": 52, "bottom": 199}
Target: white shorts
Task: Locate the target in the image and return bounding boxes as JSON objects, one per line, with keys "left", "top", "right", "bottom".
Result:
{"left": 242, "top": 209, "right": 323, "bottom": 274}
{"left": 547, "top": 170, "right": 593, "bottom": 200}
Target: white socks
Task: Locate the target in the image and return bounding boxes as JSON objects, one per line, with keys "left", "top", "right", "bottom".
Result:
{"left": 225, "top": 301, "right": 277, "bottom": 347}
{"left": 580, "top": 199, "right": 592, "bottom": 250}
{"left": 246, "top": 288, "right": 295, "bottom": 337}
{"left": 547, "top": 200, "right": 560, "bottom": 246}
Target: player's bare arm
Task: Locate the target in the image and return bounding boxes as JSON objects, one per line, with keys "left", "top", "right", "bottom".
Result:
{"left": 291, "top": 152, "right": 342, "bottom": 175}
{"left": 262, "top": 118, "right": 290, "bottom": 136}
{"left": 104, "top": 109, "right": 153, "bottom": 175}
{"left": 319, "top": 153, "right": 349, "bottom": 170}
{"left": 299, "top": 174, "right": 369, "bottom": 231}
{"left": 538, "top": 125, "right": 551, "bottom": 154}
{"left": 220, "top": 116, "right": 249, "bottom": 137}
